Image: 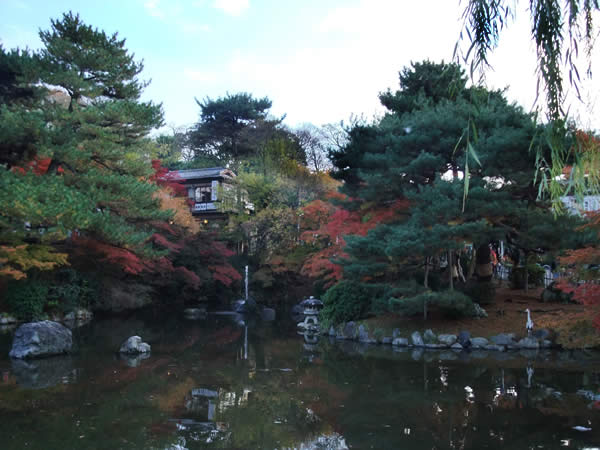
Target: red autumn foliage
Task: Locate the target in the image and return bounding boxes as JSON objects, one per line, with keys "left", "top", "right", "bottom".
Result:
{"left": 300, "top": 194, "right": 409, "bottom": 287}
{"left": 208, "top": 264, "right": 242, "bottom": 287}
{"left": 150, "top": 159, "right": 186, "bottom": 195}
{"left": 557, "top": 211, "right": 600, "bottom": 331}
{"left": 175, "top": 266, "right": 202, "bottom": 289}
{"left": 151, "top": 233, "right": 184, "bottom": 252}
{"left": 12, "top": 156, "right": 52, "bottom": 175}
{"left": 72, "top": 235, "right": 149, "bottom": 275}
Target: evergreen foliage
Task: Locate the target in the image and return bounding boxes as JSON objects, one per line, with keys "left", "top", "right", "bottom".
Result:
{"left": 0, "top": 12, "right": 167, "bottom": 281}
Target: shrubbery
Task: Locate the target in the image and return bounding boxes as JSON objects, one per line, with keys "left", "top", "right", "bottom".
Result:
{"left": 391, "top": 290, "right": 478, "bottom": 319}
{"left": 5, "top": 279, "right": 49, "bottom": 320}
{"left": 321, "top": 280, "right": 378, "bottom": 325}
{"left": 4, "top": 269, "right": 100, "bottom": 320}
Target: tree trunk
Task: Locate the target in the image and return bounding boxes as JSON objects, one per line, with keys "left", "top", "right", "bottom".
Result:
{"left": 423, "top": 257, "right": 430, "bottom": 320}
{"left": 448, "top": 250, "right": 454, "bottom": 291}
{"left": 468, "top": 248, "right": 477, "bottom": 279}
{"left": 524, "top": 251, "right": 529, "bottom": 293}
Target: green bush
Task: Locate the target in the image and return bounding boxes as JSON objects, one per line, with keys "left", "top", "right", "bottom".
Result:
{"left": 510, "top": 264, "right": 545, "bottom": 289}
{"left": 461, "top": 279, "right": 496, "bottom": 305}
{"left": 47, "top": 268, "right": 99, "bottom": 312}
{"left": 391, "top": 290, "right": 478, "bottom": 319}
{"left": 5, "top": 279, "right": 49, "bottom": 321}
{"left": 321, "top": 280, "right": 375, "bottom": 325}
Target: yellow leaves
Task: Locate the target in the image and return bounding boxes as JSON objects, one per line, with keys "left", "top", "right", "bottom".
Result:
{"left": 0, "top": 244, "right": 69, "bottom": 280}
{"left": 155, "top": 188, "right": 200, "bottom": 233}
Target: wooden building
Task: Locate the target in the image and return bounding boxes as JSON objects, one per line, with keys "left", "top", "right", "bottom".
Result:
{"left": 174, "top": 167, "right": 252, "bottom": 222}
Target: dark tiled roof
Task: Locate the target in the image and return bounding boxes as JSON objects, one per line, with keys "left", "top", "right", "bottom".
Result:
{"left": 175, "top": 167, "right": 235, "bottom": 181}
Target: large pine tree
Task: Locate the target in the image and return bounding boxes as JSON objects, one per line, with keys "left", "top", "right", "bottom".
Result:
{"left": 0, "top": 12, "right": 168, "bottom": 280}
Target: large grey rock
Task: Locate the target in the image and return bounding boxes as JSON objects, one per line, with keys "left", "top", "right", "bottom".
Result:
{"left": 9, "top": 321, "right": 72, "bottom": 359}
{"left": 458, "top": 331, "right": 471, "bottom": 348}
{"left": 489, "top": 333, "right": 516, "bottom": 346}
{"left": 470, "top": 337, "right": 489, "bottom": 349}
{"left": 411, "top": 331, "right": 424, "bottom": 347}
{"left": 451, "top": 342, "right": 463, "bottom": 350}
{"left": 393, "top": 337, "right": 409, "bottom": 347}
{"left": 518, "top": 337, "right": 540, "bottom": 349}
{"left": 381, "top": 336, "right": 393, "bottom": 345}
{"left": 423, "top": 329, "right": 437, "bottom": 344}
{"left": 358, "top": 325, "right": 376, "bottom": 344}
{"left": 119, "top": 336, "right": 151, "bottom": 354}
{"left": 438, "top": 334, "right": 457, "bottom": 346}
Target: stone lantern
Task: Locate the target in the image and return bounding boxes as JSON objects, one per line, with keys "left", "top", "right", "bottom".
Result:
{"left": 297, "top": 296, "right": 324, "bottom": 331}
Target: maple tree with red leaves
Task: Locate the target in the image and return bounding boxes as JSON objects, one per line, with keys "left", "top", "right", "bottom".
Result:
{"left": 555, "top": 210, "right": 600, "bottom": 330}
{"left": 300, "top": 194, "right": 409, "bottom": 287}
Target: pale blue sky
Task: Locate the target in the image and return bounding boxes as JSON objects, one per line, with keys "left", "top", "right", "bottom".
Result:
{"left": 1, "top": 0, "right": 598, "bottom": 131}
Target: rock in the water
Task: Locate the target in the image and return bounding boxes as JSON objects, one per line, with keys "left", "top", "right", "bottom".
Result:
{"left": 411, "top": 331, "right": 424, "bottom": 347}
{"left": 9, "top": 321, "right": 72, "bottom": 359}
{"left": 393, "top": 337, "right": 409, "bottom": 347}
{"left": 438, "top": 334, "right": 457, "bottom": 346}
{"left": 518, "top": 337, "right": 540, "bottom": 349}
{"left": 423, "top": 329, "right": 437, "bottom": 344}
{"left": 0, "top": 313, "right": 18, "bottom": 325}
{"left": 470, "top": 337, "right": 489, "bottom": 349}
{"left": 451, "top": 342, "right": 463, "bottom": 350}
{"left": 381, "top": 336, "right": 393, "bottom": 345}
{"left": 233, "top": 297, "right": 257, "bottom": 313}
{"left": 458, "top": 331, "right": 471, "bottom": 348}
{"left": 261, "top": 307, "right": 276, "bottom": 321}
{"left": 119, "top": 336, "right": 151, "bottom": 354}
{"left": 358, "top": 325, "right": 370, "bottom": 342}
{"left": 342, "top": 322, "right": 357, "bottom": 340}
{"left": 489, "top": 333, "right": 516, "bottom": 346}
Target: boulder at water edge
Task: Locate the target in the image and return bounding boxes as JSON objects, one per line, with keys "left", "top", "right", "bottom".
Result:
{"left": 9, "top": 321, "right": 73, "bottom": 359}
{"left": 119, "top": 336, "right": 151, "bottom": 354}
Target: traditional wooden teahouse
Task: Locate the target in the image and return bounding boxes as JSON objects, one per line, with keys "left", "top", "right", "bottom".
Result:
{"left": 173, "top": 167, "right": 253, "bottom": 223}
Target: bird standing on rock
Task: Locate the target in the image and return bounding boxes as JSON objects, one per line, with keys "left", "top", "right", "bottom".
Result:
{"left": 525, "top": 308, "right": 534, "bottom": 335}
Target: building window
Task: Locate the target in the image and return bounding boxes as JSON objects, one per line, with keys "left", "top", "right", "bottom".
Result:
{"left": 195, "top": 185, "right": 212, "bottom": 203}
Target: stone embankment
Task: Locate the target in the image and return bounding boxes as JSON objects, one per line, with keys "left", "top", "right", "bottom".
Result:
{"left": 326, "top": 322, "right": 557, "bottom": 352}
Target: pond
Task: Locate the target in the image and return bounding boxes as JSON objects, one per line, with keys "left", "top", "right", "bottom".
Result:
{"left": 1, "top": 309, "right": 600, "bottom": 449}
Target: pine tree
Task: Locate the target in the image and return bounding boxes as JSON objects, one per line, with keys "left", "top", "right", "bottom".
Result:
{"left": 0, "top": 12, "right": 167, "bottom": 279}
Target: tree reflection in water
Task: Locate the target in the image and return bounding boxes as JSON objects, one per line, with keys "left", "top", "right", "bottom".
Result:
{"left": 0, "top": 312, "right": 599, "bottom": 449}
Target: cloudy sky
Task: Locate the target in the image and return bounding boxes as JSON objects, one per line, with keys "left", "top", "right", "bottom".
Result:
{"left": 1, "top": 0, "right": 598, "bottom": 131}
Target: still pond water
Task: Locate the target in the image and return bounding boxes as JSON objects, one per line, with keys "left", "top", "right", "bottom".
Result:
{"left": 1, "top": 309, "right": 600, "bottom": 449}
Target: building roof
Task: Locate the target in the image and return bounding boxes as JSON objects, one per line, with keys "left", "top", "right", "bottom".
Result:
{"left": 175, "top": 167, "right": 236, "bottom": 181}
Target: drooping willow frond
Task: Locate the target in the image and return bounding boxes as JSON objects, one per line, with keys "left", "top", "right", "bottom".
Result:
{"left": 457, "top": 0, "right": 600, "bottom": 210}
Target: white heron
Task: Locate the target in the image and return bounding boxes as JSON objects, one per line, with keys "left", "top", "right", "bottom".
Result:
{"left": 525, "top": 308, "right": 534, "bottom": 334}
